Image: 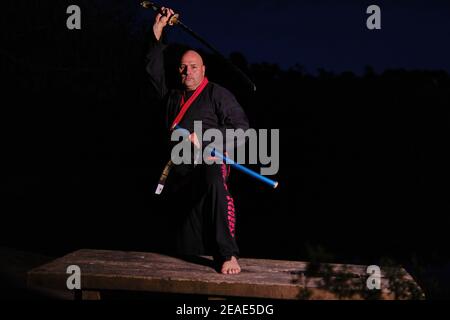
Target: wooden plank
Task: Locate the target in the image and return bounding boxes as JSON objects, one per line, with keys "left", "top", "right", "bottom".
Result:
{"left": 27, "top": 249, "right": 424, "bottom": 300}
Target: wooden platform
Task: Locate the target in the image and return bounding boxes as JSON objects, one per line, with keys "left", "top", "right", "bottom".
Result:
{"left": 27, "top": 249, "right": 424, "bottom": 300}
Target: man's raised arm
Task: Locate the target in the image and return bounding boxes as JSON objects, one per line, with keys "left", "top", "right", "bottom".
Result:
{"left": 145, "top": 7, "right": 176, "bottom": 100}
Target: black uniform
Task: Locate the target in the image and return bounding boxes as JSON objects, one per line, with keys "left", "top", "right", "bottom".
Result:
{"left": 146, "top": 35, "right": 249, "bottom": 262}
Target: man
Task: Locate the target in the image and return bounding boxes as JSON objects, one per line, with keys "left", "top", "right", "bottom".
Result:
{"left": 146, "top": 7, "right": 249, "bottom": 274}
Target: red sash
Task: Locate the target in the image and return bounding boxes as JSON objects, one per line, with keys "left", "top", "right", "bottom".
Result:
{"left": 170, "top": 77, "right": 209, "bottom": 130}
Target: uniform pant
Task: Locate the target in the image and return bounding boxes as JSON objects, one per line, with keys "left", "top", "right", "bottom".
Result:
{"left": 166, "top": 163, "right": 239, "bottom": 262}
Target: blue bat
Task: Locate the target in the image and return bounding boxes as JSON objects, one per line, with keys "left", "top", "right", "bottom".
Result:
{"left": 174, "top": 126, "right": 279, "bottom": 189}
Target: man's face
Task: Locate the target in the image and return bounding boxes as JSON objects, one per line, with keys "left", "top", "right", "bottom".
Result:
{"left": 179, "top": 50, "right": 206, "bottom": 91}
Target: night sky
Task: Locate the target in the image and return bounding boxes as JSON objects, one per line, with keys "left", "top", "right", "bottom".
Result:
{"left": 133, "top": 0, "right": 450, "bottom": 73}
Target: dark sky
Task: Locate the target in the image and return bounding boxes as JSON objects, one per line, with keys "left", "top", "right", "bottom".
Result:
{"left": 133, "top": 0, "right": 450, "bottom": 74}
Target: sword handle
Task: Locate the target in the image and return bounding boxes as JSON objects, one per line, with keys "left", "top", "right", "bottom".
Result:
{"left": 140, "top": 1, "right": 179, "bottom": 25}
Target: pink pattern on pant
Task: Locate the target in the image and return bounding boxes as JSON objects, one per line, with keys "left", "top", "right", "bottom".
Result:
{"left": 221, "top": 164, "right": 235, "bottom": 237}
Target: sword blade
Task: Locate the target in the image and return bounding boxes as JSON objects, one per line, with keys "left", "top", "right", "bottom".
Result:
{"left": 141, "top": 1, "right": 256, "bottom": 92}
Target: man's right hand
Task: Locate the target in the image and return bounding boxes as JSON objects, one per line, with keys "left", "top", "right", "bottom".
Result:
{"left": 153, "top": 7, "right": 175, "bottom": 41}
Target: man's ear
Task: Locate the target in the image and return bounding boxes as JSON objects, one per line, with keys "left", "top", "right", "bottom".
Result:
{"left": 202, "top": 65, "right": 206, "bottom": 76}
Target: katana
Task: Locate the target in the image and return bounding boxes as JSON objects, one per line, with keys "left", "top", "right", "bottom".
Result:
{"left": 140, "top": 1, "right": 256, "bottom": 92}
{"left": 155, "top": 126, "right": 279, "bottom": 195}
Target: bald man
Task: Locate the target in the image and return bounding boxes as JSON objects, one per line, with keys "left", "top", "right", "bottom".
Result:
{"left": 146, "top": 7, "right": 249, "bottom": 274}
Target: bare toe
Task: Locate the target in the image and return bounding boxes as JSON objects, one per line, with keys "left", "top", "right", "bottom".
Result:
{"left": 221, "top": 257, "right": 241, "bottom": 275}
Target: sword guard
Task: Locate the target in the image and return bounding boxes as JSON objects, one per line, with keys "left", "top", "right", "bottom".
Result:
{"left": 167, "top": 13, "right": 179, "bottom": 26}
{"left": 140, "top": 1, "right": 179, "bottom": 25}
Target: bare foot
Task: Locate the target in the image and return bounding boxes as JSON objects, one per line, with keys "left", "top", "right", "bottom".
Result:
{"left": 221, "top": 256, "right": 241, "bottom": 274}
